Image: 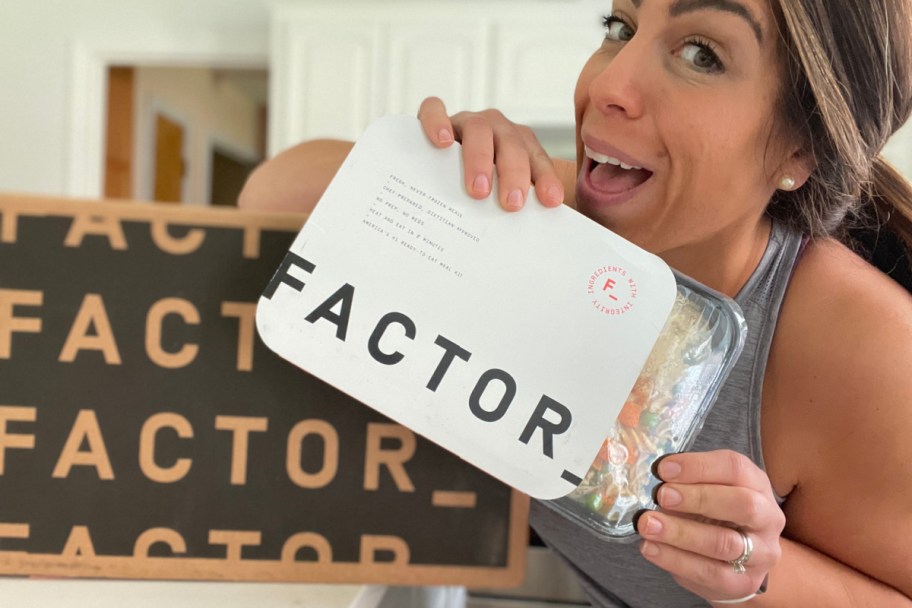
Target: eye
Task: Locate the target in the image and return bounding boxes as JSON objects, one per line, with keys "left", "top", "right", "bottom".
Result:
{"left": 680, "top": 39, "right": 724, "bottom": 73}
{"left": 602, "top": 15, "right": 635, "bottom": 42}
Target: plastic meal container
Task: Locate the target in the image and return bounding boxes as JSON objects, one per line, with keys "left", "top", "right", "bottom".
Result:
{"left": 542, "top": 272, "right": 748, "bottom": 540}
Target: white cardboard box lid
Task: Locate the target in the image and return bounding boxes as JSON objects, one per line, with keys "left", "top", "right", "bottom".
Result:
{"left": 256, "top": 116, "right": 676, "bottom": 499}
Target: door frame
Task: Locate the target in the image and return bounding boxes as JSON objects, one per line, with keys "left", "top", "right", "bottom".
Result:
{"left": 67, "top": 41, "right": 266, "bottom": 199}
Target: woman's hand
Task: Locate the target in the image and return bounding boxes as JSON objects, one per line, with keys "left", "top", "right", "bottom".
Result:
{"left": 417, "top": 96, "right": 571, "bottom": 211}
{"left": 636, "top": 450, "right": 786, "bottom": 603}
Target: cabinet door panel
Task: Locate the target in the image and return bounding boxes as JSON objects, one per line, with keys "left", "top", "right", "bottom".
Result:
{"left": 270, "top": 21, "right": 380, "bottom": 153}
{"left": 269, "top": 3, "right": 605, "bottom": 155}
{"left": 493, "top": 19, "right": 602, "bottom": 125}
{"left": 387, "top": 21, "right": 489, "bottom": 115}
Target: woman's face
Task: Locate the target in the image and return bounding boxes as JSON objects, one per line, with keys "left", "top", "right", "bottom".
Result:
{"left": 574, "top": 0, "right": 794, "bottom": 264}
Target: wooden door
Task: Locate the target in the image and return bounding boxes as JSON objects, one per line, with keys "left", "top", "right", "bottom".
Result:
{"left": 154, "top": 113, "right": 185, "bottom": 203}
{"left": 104, "top": 67, "right": 135, "bottom": 199}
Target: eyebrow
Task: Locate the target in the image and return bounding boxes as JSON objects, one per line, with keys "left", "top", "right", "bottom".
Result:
{"left": 631, "top": 0, "right": 764, "bottom": 44}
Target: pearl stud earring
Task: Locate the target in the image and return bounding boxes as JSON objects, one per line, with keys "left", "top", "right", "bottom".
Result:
{"left": 779, "top": 176, "right": 797, "bottom": 191}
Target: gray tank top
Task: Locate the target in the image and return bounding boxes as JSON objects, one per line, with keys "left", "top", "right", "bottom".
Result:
{"left": 529, "top": 220, "right": 804, "bottom": 608}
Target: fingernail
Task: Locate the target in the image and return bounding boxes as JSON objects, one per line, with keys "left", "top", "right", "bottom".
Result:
{"left": 641, "top": 541, "right": 660, "bottom": 557}
{"left": 632, "top": 509, "right": 648, "bottom": 532}
{"left": 660, "top": 486, "right": 683, "bottom": 507}
{"left": 651, "top": 482, "right": 663, "bottom": 504}
{"left": 651, "top": 453, "right": 672, "bottom": 478}
{"left": 659, "top": 460, "right": 682, "bottom": 480}
{"left": 438, "top": 129, "right": 453, "bottom": 144}
{"left": 643, "top": 516, "right": 663, "bottom": 536}
{"left": 473, "top": 174, "right": 490, "bottom": 196}
{"left": 546, "top": 186, "right": 563, "bottom": 205}
{"left": 506, "top": 189, "right": 524, "bottom": 210}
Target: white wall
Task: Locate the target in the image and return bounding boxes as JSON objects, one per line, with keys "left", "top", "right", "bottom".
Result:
{"left": 134, "top": 67, "right": 262, "bottom": 204}
{"left": 883, "top": 116, "right": 912, "bottom": 178}
{"left": 0, "top": 0, "right": 269, "bottom": 199}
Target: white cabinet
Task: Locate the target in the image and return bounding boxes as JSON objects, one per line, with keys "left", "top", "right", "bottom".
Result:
{"left": 492, "top": 18, "right": 602, "bottom": 126}
{"left": 269, "top": 13, "right": 383, "bottom": 151}
{"left": 385, "top": 18, "right": 489, "bottom": 117}
{"left": 268, "top": 1, "right": 605, "bottom": 156}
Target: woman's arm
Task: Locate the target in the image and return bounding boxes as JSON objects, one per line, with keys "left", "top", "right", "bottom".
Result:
{"left": 237, "top": 139, "right": 353, "bottom": 214}
{"left": 754, "top": 239, "right": 912, "bottom": 605}
{"left": 751, "top": 537, "right": 912, "bottom": 606}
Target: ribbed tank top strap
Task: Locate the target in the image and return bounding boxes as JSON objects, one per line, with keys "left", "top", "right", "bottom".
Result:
{"left": 690, "top": 220, "right": 804, "bottom": 471}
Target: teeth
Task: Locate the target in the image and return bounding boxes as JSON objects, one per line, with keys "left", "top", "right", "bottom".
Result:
{"left": 585, "top": 145, "right": 641, "bottom": 170}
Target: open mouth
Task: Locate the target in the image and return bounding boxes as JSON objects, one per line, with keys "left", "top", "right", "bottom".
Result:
{"left": 585, "top": 145, "right": 653, "bottom": 195}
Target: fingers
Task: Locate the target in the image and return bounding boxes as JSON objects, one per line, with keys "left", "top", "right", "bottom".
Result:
{"left": 637, "top": 511, "right": 774, "bottom": 601}
{"left": 639, "top": 450, "right": 785, "bottom": 603}
{"left": 489, "top": 119, "right": 532, "bottom": 210}
{"left": 417, "top": 97, "right": 456, "bottom": 148}
{"left": 417, "top": 97, "right": 565, "bottom": 209}
{"left": 456, "top": 112, "right": 496, "bottom": 201}
{"left": 419, "top": 98, "right": 496, "bottom": 201}
{"left": 483, "top": 112, "right": 565, "bottom": 209}
{"left": 460, "top": 112, "right": 564, "bottom": 209}
{"left": 637, "top": 510, "right": 779, "bottom": 567}
{"left": 638, "top": 535, "right": 768, "bottom": 602}
{"left": 654, "top": 482, "right": 785, "bottom": 532}
{"left": 656, "top": 450, "right": 774, "bottom": 495}
{"left": 522, "top": 130, "right": 565, "bottom": 208}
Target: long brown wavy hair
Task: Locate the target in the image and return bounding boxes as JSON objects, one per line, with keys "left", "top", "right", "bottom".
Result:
{"left": 768, "top": 0, "right": 912, "bottom": 286}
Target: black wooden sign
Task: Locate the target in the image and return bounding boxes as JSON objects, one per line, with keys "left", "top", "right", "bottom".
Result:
{"left": 0, "top": 194, "right": 527, "bottom": 585}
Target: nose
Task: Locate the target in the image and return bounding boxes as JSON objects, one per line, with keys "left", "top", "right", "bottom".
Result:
{"left": 587, "top": 40, "right": 648, "bottom": 119}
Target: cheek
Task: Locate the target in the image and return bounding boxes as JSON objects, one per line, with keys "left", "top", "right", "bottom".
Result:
{"left": 574, "top": 62, "right": 596, "bottom": 119}
{"left": 659, "top": 117, "right": 773, "bottom": 221}
{"left": 669, "top": 109, "right": 768, "bottom": 181}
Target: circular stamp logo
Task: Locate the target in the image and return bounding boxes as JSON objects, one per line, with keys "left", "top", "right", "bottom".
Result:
{"left": 586, "top": 265, "right": 638, "bottom": 315}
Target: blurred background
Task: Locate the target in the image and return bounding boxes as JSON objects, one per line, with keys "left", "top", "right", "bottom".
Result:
{"left": 1, "top": 0, "right": 909, "bottom": 208}
{"left": 0, "top": 0, "right": 620, "bottom": 209}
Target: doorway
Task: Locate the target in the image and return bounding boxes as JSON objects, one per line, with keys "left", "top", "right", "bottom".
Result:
{"left": 103, "top": 66, "right": 268, "bottom": 206}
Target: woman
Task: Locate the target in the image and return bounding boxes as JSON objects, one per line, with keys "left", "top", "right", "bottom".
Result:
{"left": 241, "top": 0, "right": 912, "bottom": 605}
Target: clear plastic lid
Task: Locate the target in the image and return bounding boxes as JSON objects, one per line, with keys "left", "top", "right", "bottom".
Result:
{"left": 542, "top": 272, "right": 747, "bottom": 540}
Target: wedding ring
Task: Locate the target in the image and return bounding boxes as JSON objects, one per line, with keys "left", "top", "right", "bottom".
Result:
{"left": 729, "top": 530, "right": 753, "bottom": 574}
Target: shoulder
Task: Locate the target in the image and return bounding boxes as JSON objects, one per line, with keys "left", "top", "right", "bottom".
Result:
{"left": 764, "top": 236, "right": 912, "bottom": 479}
{"left": 771, "top": 237, "right": 911, "bottom": 409}
{"left": 778, "top": 237, "right": 912, "bottom": 369}
{"left": 764, "top": 240, "right": 912, "bottom": 595}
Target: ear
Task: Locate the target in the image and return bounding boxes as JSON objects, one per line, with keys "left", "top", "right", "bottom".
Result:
{"left": 774, "top": 145, "right": 815, "bottom": 191}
